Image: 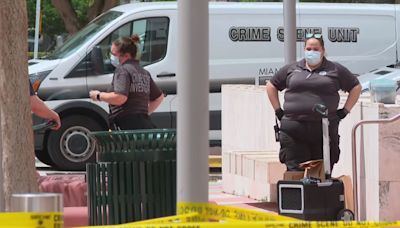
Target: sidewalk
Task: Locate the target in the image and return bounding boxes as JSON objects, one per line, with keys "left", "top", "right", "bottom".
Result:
{"left": 209, "top": 180, "right": 278, "bottom": 213}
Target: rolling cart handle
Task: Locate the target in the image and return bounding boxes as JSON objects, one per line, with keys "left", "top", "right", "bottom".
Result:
{"left": 312, "top": 104, "right": 331, "bottom": 180}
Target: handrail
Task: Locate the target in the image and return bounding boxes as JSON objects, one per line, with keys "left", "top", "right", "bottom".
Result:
{"left": 351, "top": 113, "right": 400, "bottom": 221}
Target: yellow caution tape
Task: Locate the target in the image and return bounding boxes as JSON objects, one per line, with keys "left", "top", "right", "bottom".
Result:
{"left": 130, "top": 213, "right": 201, "bottom": 225}
{"left": 86, "top": 221, "right": 400, "bottom": 228}
{"left": 0, "top": 212, "right": 63, "bottom": 228}
{"left": 78, "top": 202, "right": 400, "bottom": 228}
{"left": 177, "top": 202, "right": 298, "bottom": 222}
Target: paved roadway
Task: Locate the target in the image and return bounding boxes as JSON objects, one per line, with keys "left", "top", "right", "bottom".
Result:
{"left": 36, "top": 146, "right": 221, "bottom": 175}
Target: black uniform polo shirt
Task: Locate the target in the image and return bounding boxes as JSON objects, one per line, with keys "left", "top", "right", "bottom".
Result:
{"left": 270, "top": 58, "right": 359, "bottom": 121}
{"left": 108, "top": 59, "right": 162, "bottom": 121}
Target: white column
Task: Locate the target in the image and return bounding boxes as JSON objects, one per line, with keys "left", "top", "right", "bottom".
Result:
{"left": 283, "top": 0, "right": 296, "bottom": 64}
{"left": 177, "top": 0, "right": 209, "bottom": 203}
{"left": 33, "top": 0, "right": 41, "bottom": 59}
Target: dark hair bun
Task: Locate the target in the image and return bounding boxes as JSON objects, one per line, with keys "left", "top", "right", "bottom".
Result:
{"left": 131, "top": 35, "right": 140, "bottom": 44}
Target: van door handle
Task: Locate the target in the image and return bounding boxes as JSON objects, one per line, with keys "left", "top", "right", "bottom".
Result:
{"left": 157, "top": 73, "right": 176, "bottom": 78}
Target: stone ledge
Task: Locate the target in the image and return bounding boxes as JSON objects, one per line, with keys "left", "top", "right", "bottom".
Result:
{"left": 222, "top": 151, "right": 285, "bottom": 202}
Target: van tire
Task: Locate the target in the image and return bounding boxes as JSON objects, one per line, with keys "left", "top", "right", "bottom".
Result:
{"left": 35, "top": 149, "right": 54, "bottom": 166}
{"left": 47, "top": 115, "right": 103, "bottom": 170}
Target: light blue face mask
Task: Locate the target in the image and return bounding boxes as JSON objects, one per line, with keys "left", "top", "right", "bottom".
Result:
{"left": 304, "top": 50, "right": 321, "bottom": 66}
{"left": 110, "top": 54, "right": 120, "bottom": 67}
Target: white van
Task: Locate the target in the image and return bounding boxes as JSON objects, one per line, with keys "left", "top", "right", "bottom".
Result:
{"left": 29, "top": 2, "right": 400, "bottom": 170}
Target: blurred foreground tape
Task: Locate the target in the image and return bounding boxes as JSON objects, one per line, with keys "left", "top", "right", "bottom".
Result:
{"left": 0, "top": 212, "right": 63, "bottom": 228}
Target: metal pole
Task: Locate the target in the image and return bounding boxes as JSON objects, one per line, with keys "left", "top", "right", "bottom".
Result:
{"left": 359, "top": 105, "right": 366, "bottom": 221}
{"left": 283, "top": 0, "right": 296, "bottom": 65}
{"left": 351, "top": 123, "right": 359, "bottom": 220}
{"left": 34, "top": 0, "right": 41, "bottom": 59}
{"left": 177, "top": 0, "right": 209, "bottom": 204}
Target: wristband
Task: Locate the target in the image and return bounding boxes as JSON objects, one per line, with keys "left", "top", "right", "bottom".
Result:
{"left": 97, "top": 92, "right": 101, "bottom": 101}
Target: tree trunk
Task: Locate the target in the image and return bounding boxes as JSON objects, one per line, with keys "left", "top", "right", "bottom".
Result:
{"left": 87, "top": 0, "right": 119, "bottom": 23}
{"left": 87, "top": 0, "right": 105, "bottom": 22}
{"left": 0, "top": 0, "right": 38, "bottom": 212}
{"left": 51, "top": 0, "right": 81, "bottom": 34}
{"left": 102, "top": 0, "right": 119, "bottom": 13}
{"left": 53, "top": 0, "right": 119, "bottom": 35}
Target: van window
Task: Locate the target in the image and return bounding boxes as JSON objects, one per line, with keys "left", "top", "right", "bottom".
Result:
{"left": 135, "top": 17, "right": 169, "bottom": 66}
{"left": 66, "top": 17, "right": 169, "bottom": 79}
{"left": 97, "top": 22, "right": 133, "bottom": 75}
{"left": 47, "top": 11, "right": 123, "bottom": 59}
{"left": 82, "top": 17, "right": 169, "bottom": 77}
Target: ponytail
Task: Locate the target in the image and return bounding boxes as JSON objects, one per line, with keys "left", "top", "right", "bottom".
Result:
{"left": 131, "top": 34, "right": 140, "bottom": 44}
{"left": 112, "top": 34, "right": 141, "bottom": 59}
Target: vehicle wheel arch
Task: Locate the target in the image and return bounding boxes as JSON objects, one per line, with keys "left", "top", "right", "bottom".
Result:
{"left": 44, "top": 101, "right": 109, "bottom": 140}
{"left": 56, "top": 101, "right": 108, "bottom": 127}
{"left": 42, "top": 101, "right": 109, "bottom": 170}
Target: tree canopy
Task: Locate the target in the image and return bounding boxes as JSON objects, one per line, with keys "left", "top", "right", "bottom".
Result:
{"left": 27, "top": 0, "right": 120, "bottom": 52}
{"left": 27, "top": 0, "right": 120, "bottom": 37}
{"left": 27, "top": 0, "right": 87, "bottom": 37}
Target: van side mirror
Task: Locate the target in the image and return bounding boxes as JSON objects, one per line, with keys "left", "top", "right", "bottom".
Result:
{"left": 91, "top": 46, "right": 104, "bottom": 75}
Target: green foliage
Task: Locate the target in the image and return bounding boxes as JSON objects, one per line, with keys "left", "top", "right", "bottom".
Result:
{"left": 72, "top": 0, "right": 93, "bottom": 27}
{"left": 27, "top": 0, "right": 92, "bottom": 38}
{"left": 27, "top": 0, "right": 65, "bottom": 37}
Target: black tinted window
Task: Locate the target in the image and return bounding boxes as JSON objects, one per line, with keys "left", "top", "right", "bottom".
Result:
{"left": 134, "top": 17, "right": 169, "bottom": 66}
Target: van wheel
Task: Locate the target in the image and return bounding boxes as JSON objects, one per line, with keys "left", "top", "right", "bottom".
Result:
{"left": 47, "top": 115, "right": 103, "bottom": 170}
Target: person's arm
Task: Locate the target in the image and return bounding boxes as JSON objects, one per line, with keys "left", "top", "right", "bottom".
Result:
{"left": 266, "top": 82, "right": 281, "bottom": 111}
{"left": 148, "top": 93, "right": 164, "bottom": 114}
{"left": 337, "top": 64, "right": 362, "bottom": 113}
{"left": 266, "top": 64, "right": 290, "bottom": 113}
{"left": 89, "top": 67, "right": 130, "bottom": 106}
{"left": 343, "top": 84, "right": 362, "bottom": 112}
{"left": 89, "top": 90, "right": 127, "bottom": 106}
{"left": 30, "top": 95, "right": 61, "bottom": 130}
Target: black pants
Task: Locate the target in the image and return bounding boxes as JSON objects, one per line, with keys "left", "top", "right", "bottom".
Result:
{"left": 110, "top": 114, "right": 156, "bottom": 130}
{"left": 279, "top": 118, "right": 340, "bottom": 171}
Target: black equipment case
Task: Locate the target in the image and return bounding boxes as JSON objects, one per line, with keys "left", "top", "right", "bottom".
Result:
{"left": 277, "top": 104, "right": 348, "bottom": 221}
{"left": 278, "top": 179, "right": 345, "bottom": 220}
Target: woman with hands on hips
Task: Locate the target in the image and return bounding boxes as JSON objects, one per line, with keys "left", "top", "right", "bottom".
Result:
{"left": 89, "top": 35, "right": 164, "bottom": 130}
{"left": 266, "top": 33, "right": 361, "bottom": 171}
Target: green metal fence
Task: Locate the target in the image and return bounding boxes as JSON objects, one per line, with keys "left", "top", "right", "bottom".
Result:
{"left": 87, "top": 129, "right": 176, "bottom": 225}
